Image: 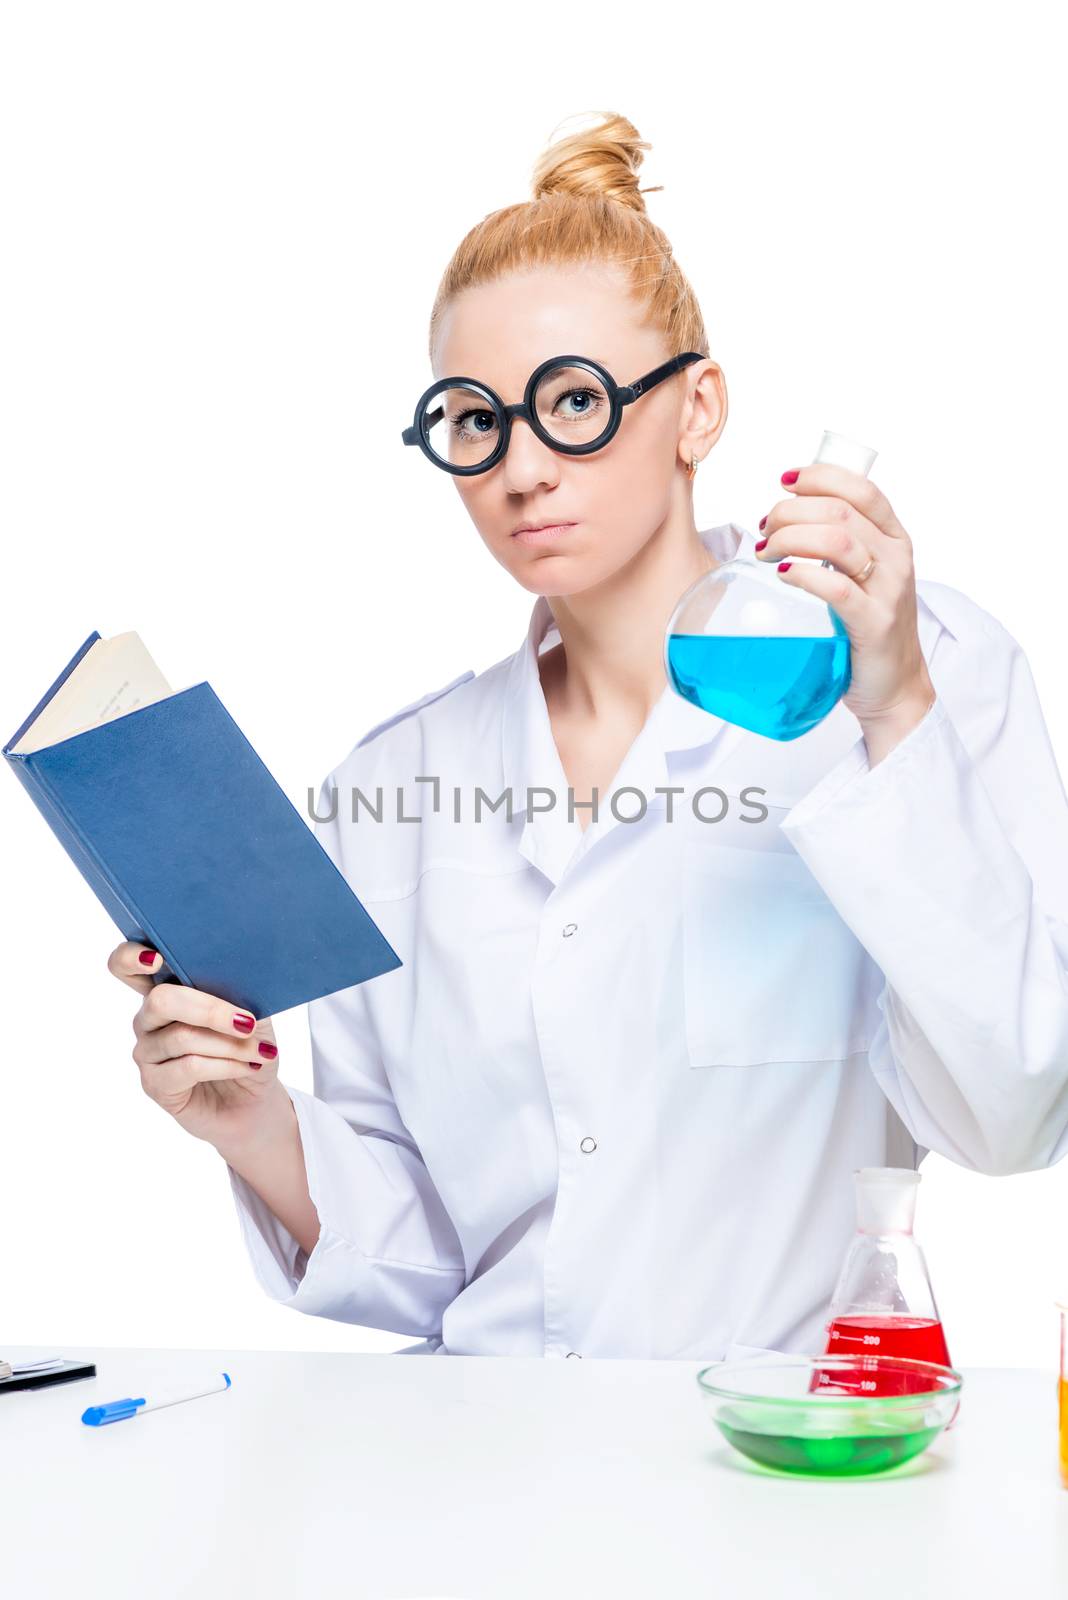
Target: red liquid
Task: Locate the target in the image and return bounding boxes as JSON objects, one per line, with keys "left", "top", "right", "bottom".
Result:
{"left": 808, "top": 1316, "right": 952, "bottom": 1396}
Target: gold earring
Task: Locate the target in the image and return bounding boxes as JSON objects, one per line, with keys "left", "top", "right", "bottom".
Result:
{"left": 687, "top": 454, "right": 698, "bottom": 479}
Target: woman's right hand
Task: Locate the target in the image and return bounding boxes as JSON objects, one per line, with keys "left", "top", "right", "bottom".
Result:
{"left": 108, "top": 940, "right": 285, "bottom": 1151}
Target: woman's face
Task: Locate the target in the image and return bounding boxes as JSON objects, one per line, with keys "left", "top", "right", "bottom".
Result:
{"left": 431, "top": 262, "right": 718, "bottom": 599}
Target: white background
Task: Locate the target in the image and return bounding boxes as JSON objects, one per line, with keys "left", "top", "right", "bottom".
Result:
{"left": 1, "top": 2, "right": 1065, "bottom": 1366}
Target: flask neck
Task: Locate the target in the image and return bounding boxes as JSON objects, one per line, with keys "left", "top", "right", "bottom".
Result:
{"left": 854, "top": 1166, "right": 920, "bottom": 1235}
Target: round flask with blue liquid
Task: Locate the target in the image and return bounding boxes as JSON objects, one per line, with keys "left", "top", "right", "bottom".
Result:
{"left": 665, "top": 430, "right": 877, "bottom": 741}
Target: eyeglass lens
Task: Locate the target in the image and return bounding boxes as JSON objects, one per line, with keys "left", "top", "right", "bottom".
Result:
{"left": 422, "top": 362, "right": 613, "bottom": 469}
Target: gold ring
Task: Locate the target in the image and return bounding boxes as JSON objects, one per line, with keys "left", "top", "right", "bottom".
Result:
{"left": 856, "top": 555, "right": 877, "bottom": 582}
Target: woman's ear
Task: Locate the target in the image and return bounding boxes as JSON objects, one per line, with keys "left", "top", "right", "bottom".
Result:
{"left": 678, "top": 359, "right": 728, "bottom": 472}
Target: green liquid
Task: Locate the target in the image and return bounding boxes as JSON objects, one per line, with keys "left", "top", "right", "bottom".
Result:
{"left": 717, "top": 1416, "right": 942, "bottom": 1477}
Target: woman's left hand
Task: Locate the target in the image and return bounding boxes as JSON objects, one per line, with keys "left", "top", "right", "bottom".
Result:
{"left": 755, "top": 464, "right": 937, "bottom": 748}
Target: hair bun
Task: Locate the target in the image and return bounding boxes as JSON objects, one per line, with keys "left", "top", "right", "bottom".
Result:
{"left": 531, "top": 111, "right": 663, "bottom": 213}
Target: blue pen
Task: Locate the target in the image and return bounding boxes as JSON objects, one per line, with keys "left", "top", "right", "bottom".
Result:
{"left": 81, "top": 1371, "right": 231, "bottom": 1426}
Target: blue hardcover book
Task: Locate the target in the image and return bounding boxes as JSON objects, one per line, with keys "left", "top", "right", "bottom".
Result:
{"left": 3, "top": 629, "right": 402, "bottom": 1018}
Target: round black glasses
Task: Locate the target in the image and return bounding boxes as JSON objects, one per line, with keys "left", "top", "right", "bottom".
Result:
{"left": 401, "top": 351, "right": 707, "bottom": 476}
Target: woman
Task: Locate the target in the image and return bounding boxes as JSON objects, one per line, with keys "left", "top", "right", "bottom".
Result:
{"left": 109, "top": 112, "right": 1068, "bottom": 1360}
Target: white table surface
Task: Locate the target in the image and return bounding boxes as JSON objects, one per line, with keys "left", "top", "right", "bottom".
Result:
{"left": 1, "top": 1345, "right": 1066, "bottom": 1598}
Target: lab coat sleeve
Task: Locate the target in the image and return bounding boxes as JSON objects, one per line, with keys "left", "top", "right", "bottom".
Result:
{"left": 225, "top": 773, "right": 467, "bottom": 1337}
{"left": 779, "top": 599, "right": 1068, "bottom": 1177}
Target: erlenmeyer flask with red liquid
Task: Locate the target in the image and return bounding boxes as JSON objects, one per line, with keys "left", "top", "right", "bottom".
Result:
{"left": 810, "top": 1167, "right": 954, "bottom": 1406}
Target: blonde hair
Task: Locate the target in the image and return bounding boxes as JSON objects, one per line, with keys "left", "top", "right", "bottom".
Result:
{"left": 427, "top": 111, "right": 711, "bottom": 368}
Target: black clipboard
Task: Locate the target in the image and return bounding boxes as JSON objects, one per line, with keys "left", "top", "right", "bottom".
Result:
{"left": 0, "top": 1360, "right": 97, "bottom": 1394}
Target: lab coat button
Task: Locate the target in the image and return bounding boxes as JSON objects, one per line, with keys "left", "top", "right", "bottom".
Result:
{"left": 579, "top": 1136, "right": 597, "bottom": 1153}
{"left": 562, "top": 922, "right": 578, "bottom": 937}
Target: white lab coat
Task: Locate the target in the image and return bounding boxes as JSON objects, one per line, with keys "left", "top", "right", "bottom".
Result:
{"left": 227, "top": 522, "right": 1068, "bottom": 1359}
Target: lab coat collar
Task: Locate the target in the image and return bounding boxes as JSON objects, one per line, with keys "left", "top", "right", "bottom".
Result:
{"left": 499, "top": 522, "right": 953, "bottom": 883}
{"left": 501, "top": 523, "right": 754, "bottom": 881}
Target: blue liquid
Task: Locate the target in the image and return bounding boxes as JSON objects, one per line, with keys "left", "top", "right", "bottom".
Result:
{"left": 667, "top": 626, "right": 851, "bottom": 741}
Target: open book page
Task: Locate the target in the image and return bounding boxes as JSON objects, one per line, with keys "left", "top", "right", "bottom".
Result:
{"left": 11, "top": 632, "right": 175, "bottom": 754}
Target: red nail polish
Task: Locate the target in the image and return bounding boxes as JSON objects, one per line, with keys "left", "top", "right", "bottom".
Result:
{"left": 778, "top": 560, "right": 793, "bottom": 572}
{"left": 232, "top": 1013, "right": 256, "bottom": 1033}
{"left": 781, "top": 469, "right": 799, "bottom": 485}
{"left": 758, "top": 515, "right": 767, "bottom": 531}
{"left": 248, "top": 1061, "right": 262, "bottom": 1070}
{"left": 258, "top": 1041, "right": 278, "bottom": 1059}
{"left": 138, "top": 949, "right": 158, "bottom": 966}
{"left": 755, "top": 537, "right": 768, "bottom": 552}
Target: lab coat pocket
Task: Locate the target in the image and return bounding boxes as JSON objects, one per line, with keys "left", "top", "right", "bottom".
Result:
{"left": 681, "top": 829, "right": 873, "bottom": 1068}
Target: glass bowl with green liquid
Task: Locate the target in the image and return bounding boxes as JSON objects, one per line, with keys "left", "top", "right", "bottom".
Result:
{"left": 696, "top": 1354, "right": 963, "bottom": 1477}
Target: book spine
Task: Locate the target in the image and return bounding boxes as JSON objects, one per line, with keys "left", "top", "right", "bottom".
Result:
{"left": 6, "top": 751, "right": 192, "bottom": 985}
{"left": 2, "top": 630, "right": 101, "bottom": 754}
